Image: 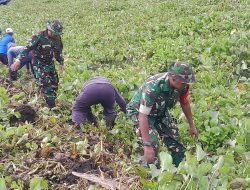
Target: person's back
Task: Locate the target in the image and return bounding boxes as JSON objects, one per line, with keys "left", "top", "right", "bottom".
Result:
{"left": 0, "top": 0, "right": 11, "bottom": 5}
{"left": 83, "top": 76, "right": 110, "bottom": 88}
{"left": 8, "top": 45, "right": 33, "bottom": 80}
{"left": 72, "top": 76, "right": 126, "bottom": 129}
{"left": 0, "top": 28, "right": 14, "bottom": 65}
{"left": 0, "top": 33, "right": 14, "bottom": 54}
{"left": 8, "top": 46, "right": 24, "bottom": 60}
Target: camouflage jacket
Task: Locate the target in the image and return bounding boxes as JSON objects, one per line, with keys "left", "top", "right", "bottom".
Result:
{"left": 127, "top": 72, "right": 189, "bottom": 118}
{"left": 18, "top": 30, "right": 64, "bottom": 65}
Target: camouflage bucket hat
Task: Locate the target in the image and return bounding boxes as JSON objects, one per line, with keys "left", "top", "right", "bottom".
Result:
{"left": 47, "top": 20, "right": 63, "bottom": 35}
{"left": 168, "top": 61, "right": 196, "bottom": 84}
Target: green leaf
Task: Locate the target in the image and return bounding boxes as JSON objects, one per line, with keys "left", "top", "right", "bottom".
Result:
{"left": 158, "top": 171, "right": 173, "bottom": 185}
{"left": 0, "top": 87, "right": 9, "bottom": 107}
{"left": 149, "top": 164, "right": 160, "bottom": 179}
{"left": 6, "top": 127, "right": 16, "bottom": 137}
{"left": 16, "top": 133, "right": 29, "bottom": 145}
{"left": 0, "top": 178, "right": 7, "bottom": 190}
{"left": 234, "top": 145, "right": 245, "bottom": 154}
{"left": 49, "top": 116, "right": 57, "bottom": 124}
{"left": 76, "top": 139, "right": 89, "bottom": 155}
{"left": 140, "top": 178, "right": 158, "bottom": 190}
{"left": 159, "top": 151, "right": 176, "bottom": 173}
{"left": 88, "top": 185, "right": 98, "bottom": 190}
{"left": 42, "top": 134, "right": 52, "bottom": 144}
{"left": 0, "top": 124, "right": 5, "bottom": 131}
{"left": 199, "top": 176, "right": 209, "bottom": 190}
{"left": 135, "top": 166, "right": 148, "bottom": 178}
{"left": 244, "top": 151, "right": 250, "bottom": 161}
{"left": 210, "top": 111, "right": 219, "bottom": 124}
{"left": 241, "top": 62, "right": 247, "bottom": 70}
{"left": 29, "top": 177, "right": 48, "bottom": 190}
{"left": 220, "top": 164, "right": 231, "bottom": 174}
{"left": 16, "top": 125, "right": 27, "bottom": 136}
{"left": 196, "top": 162, "right": 212, "bottom": 177}
{"left": 196, "top": 144, "right": 206, "bottom": 162}
{"left": 211, "top": 156, "right": 224, "bottom": 172}
{"left": 12, "top": 92, "right": 26, "bottom": 100}
{"left": 186, "top": 180, "right": 196, "bottom": 189}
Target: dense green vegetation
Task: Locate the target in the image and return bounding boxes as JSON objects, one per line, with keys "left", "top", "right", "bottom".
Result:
{"left": 0, "top": 0, "right": 249, "bottom": 189}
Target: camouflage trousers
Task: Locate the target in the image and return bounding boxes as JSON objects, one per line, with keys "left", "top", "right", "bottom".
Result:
{"left": 32, "top": 60, "right": 59, "bottom": 103}
{"left": 128, "top": 110, "right": 185, "bottom": 166}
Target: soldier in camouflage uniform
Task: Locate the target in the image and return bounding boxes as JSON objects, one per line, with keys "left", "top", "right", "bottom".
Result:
{"left": 127, "top": 61, "right": 198, "bottom": 166}
{"left": 13, "top": 20, "right": 64, "bottom": 108}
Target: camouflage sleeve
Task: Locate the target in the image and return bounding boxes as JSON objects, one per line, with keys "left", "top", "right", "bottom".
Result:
{"left": 18, "top": 35, "right": 39, "bottom": 62}
{"left": 138, "top": 84, "right": 156, "bottom": 115}
{"left": 54, "top": 36, "right": 64, "bottom": 65}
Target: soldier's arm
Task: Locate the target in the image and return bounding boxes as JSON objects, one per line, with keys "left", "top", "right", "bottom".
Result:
{"left": 17, "top": 35, "right": 39, "bottom": 62}
{"left": 54, "top": 36, "right": 64, "bottom": 65}
{"left": 180, "top": 102, "right": 195, "bottom": 128}
{"left": 136, "top": 84, "right": 157, "bottom": 163}
{"left": 138, "top": 85, "right": 156, "bottom": 141}
{"left": 179, "top": 85, "right": 193, "bottom": 126}
{"left": 139, "top": 110, "right": 156, "bottom": 164}
{"left": 180, "top": 86, "right": 198, "bottom": 137}
{"left": 139, "top": 113, "right": 151, "bottom": 143}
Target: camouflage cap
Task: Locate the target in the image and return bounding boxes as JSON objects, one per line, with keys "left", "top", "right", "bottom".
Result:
{"left": 168, "top": 61, "right": 196, "bottom": 84}
{"left": 47, "top": 20, "right": 63, "bottom": 35}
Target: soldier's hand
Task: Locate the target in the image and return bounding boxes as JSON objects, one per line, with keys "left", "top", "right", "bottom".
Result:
{"left": 144, "top": 146, "right": 156, "bottom": 164}
{"left": 59, "top": 64, "right": 64, "bottom": 72}
{"left": 189, "top": 126, "right": 198, "bottom": 138}
{"left": 11, "top": 61, "right": 21, "bottom": 71}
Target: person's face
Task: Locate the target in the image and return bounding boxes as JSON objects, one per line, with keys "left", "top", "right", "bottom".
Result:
{"left": 170, "top": 76, "right": 187, "bottom": 91}
{"left": 48, "top": 30, "right": 57, "bottom": 38}
{"left": 48, "top": 30, "right": 53, "bottom": 37}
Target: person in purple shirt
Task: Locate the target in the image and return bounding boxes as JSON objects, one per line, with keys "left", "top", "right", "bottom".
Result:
{"left": 7, "top": 43, "right": 33, "bottom": 80}
{"left": 72, "top": 76, "right": 127, "bottom": 129}
{"left": 0, "top": 28, "right": 15, "bottom": 65}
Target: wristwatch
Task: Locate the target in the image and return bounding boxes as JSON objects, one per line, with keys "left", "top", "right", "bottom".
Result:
{"left": 143, "top": 141, "right": 152, "bottom": 147}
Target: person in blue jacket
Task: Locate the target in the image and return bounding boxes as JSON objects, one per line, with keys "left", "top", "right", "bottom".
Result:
{"left": 0, "top": 28, "right": 15, "bottom": 65}
{"left": 0, "top": 0, "right": 11, "bottom": 5}
{"left": 7, "top": 43, "right": 33, "bottom": 80}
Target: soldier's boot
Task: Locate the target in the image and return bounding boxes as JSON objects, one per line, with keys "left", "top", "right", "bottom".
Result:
{"left": 45, "top": 97, "right": 56, "bottom": 108}
{"left": 171, "top": 150, "right": 185, "bottom": 167}
{"left": 165, "top": 140, "right": 185, "bottom": 167}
